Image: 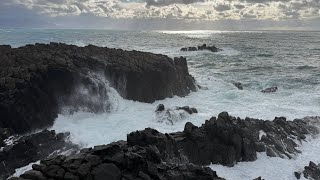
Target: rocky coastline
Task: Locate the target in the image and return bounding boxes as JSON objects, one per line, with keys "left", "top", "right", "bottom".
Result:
{"left": 0, "top": 43, "right": 197, "bottom": 134}
{"left": 1, "top": 43, "right": 320, "bottom": 180}
{"left": 7, "top": 113, "right": 320, "bottom": 180}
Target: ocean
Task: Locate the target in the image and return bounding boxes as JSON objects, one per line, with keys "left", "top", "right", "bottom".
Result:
{"left": 1, "top": 29, "right": 320, "bottom": 180}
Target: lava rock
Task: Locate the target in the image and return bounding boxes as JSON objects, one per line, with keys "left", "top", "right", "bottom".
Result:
{"left": 261, "top": 86, "right": 278, "bottom": 93}
{"left": 176, "top": 106, "right": 198, "bottom": 114}
{"left": 233, "top": 82, "right": 243, "bottom": 90}
{"left": 0, "top": 130, "right": 78, "bottom": 179}
{"left": 180, "top": 44, "right": 222, "bottom": 52}
{"left": 303, "top": 161, "right": 320, "bottom": 179}
{"left": 0, "top": 43, "right": 197, "bottom": 134}
{"left": 156, "top": 104, "right": 165, "bottom": 112}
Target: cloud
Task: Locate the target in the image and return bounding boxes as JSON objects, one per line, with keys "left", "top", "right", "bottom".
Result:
{"left": 3, "top": 0, "right": 320, "bottom": 23}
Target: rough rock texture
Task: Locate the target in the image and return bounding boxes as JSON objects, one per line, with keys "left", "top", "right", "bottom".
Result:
{"left": 261, "top": 86, "right": 278, "bottom": 93}
{"left": 302, "top": 161, "right": 320, "bottom": 179}
{"left": 12, "top": 140, "right": 224, "bottom": 180}
{"left": 233, "top": 82, "right": 243, "bottom": 90}
{"left": 155, "top": 104, "right": 198, "bottom": 125}
{"left": 0, "top": 43, "right": 197, "bottom": 133}
{"left": 0, "top": 130, "right": 78, "bottom": 179}
{"left": 130, "top": 112, "right": 319, "bottom": 167}
{"left": 180, "top": 44, "right": 221, "bottom": 52}
{"left": 12, "top": 113, "right": 320, "bottom": 180}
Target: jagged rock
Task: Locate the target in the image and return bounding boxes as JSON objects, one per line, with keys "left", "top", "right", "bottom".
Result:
{"left": 303, "top": 161, "right": 320, "bottom": 179}
{"left": 13, "top": 113, "right": 320, "bottom": 180}
{"left": 0, "top": 130, "right": 77, "bottom": 179}
{"left": 180, "top": 44, "right": 222, "bottom": 52}
{"left": 155, "top": 105, "right": 197, "bottom": 125}
{"left": 233, "top": 82, "right": 243, "bottom": 90}
{"left": 294, "top": 171, "right": 301, "bottom": 179}
{"left": 15, "top": 137, "right": 224, "bottom": 180}
{"left": 155, "top": 104, "right": 165, "bottom": 112}
{"left": 176, "top": 106, "right": 198, "bottom": 114}
{"left": 253, "top": 177, "right": 265, "bottom": 180}
{"left": 20, "top": 170, "right": 46, "bottom": 180}
{"left": 0, "top": 43, "right": 197, "bottom": 134}
{"left": 261, "top": 86, "right": 278, "bottom": 93}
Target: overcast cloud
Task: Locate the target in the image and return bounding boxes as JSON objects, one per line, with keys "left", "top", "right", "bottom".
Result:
{"left": 0, "top": 0, "right": 319, "bottom": 30}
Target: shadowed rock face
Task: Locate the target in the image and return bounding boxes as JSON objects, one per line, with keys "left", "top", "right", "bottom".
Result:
{"left": 0, "top": 129, "right": 78, "bottom": 179}
{"left": 0, "top": 43, "right": 197, "bottom": 133}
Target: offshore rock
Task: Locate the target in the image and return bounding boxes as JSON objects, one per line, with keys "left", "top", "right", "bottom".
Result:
{"left": 180, "top": 44, "right": 222, "bottom": 53}
{"left": 0, "top": 43, "right": 197, "bottom": 133}
{"left": 155, "top": 105, "right": 198, "bottom": 125}
{"left": 261, "top": 86, "right": 278, "bottom": 93}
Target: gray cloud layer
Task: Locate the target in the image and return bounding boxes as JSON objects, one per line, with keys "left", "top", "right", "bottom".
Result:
{"left": 6, "top": 0, "right": 319, "bottom": 21}
{"left": 1, "top": 0, "right": 319, "bottom": 30}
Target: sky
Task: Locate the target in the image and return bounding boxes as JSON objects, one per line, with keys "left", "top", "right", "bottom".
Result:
{"left": 0, "top": 0, "right": 319, "bottom": 30}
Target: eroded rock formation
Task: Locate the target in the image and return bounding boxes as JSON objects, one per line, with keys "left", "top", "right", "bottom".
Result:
{"left": 0, "top": 43, "right": 197, "bottom": 133}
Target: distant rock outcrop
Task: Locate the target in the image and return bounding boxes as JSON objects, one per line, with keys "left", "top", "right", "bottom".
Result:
{"left": 180, "top": 44, "right": 222, "bottom": 52}
{"left": 0, "top": 43, "right": 197, "bottom": 133}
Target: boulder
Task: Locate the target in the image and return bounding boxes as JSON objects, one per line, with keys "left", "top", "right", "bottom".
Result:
{"left": 303, "top": 161, "right": 320, "bottom": 179}
{"left": 233, "top": 82, "right": 243, "bottom": 90}
{"left": 261, "top": 86, "right": 278, "bottom": 93}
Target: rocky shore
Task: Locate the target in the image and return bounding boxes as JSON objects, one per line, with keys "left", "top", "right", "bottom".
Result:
{"left": 0, "top": 43, "right": 197, "bottom": 134}
{"left": 8, "top": 112, "right": 320, "bottom": 180}
{"left": 2, "top": 43, "right": 320, "bottom": 180}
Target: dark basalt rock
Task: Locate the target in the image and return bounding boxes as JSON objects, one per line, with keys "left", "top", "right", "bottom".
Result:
{"left": 11, "top": 113, "right": 320, "bottom": 180}
{"left": 302, "top": 161, "right": 320, "bottom": 179}
{"left": 0, "top": 130, "right": 78, "bottom": 179}
{"left": 233, "top": 82, "right": 243, "bottom": 90}
{"left": 13, "top": 137, "right": 224, "bottom": 180}
{"left": 180, "top": 44, "right": 222, "bottom": 53}
{"left": 131, "top": 113, "right": 319, "bottom": 167}
{"left": 261, "top": 86, "right": 278, "bottom": 93}
{"left": 176, "top": 106, "right": 198, "bottom": 115}
{"left": 0, "top": 43, "right": 197, "bottom": 133}
{"left": 155, "top": 105, "right": 198, "bottom": 125}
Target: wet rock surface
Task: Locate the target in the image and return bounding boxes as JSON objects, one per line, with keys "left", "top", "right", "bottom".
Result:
{"left": 0, "top": 130, "right": 78, "bottom": 179}
{"left": 0, "top": 43, "right": 197, "bottom": 134}
{"left": 12, "top": 113, "right": 320, "bottom": 180}
{"left": 180, "top": 44, "right": 222, "bottom": 53}
{"left": 261, "top": 86, "right": 278, "bottom": 93}
{"left": 11, "top": 139, "right": 224, "bottom": 180}
{"left": 155, "top": 104, "right": 198, "bottom": 125}
{"left": 296, "top": 161, "right": 320, "bottom": 179}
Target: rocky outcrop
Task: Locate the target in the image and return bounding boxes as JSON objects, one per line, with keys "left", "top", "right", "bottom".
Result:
{"left": 0, "top": 43, "right": 197, "bottom": 133}
{"left": 180, "top": 44, "right": 222, "bottom": 53}
{"left": 295, "top": 161, "right": 320, "bottom": 179}
{"left": 261, "top": 86, "right": 278, "bottom": 93}
{"left": 233, "top": 82, "right": 243, "bottom": 90}
{"left": 131, "top": 113, "right": 319, "bottom": 167}
{"left": 155, "top": 104, "right": 198, "bottom": 125}
{"left": 0, "top": 130, "right": 78, "bottom": 179}
{"left": 12, "top": 113, "right": 320, "bottom": 180}
{"left": 12, "top": 139, "right": 224, "bottom": 180}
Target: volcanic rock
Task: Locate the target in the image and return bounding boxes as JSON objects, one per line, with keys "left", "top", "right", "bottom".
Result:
{"left": 0, "top": 43, "right": 197, "bottom": 133}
